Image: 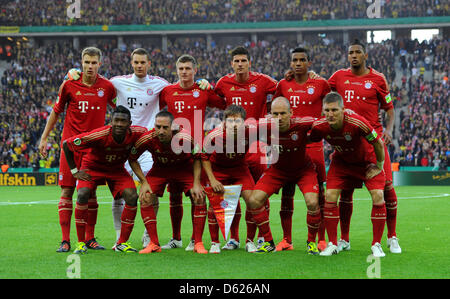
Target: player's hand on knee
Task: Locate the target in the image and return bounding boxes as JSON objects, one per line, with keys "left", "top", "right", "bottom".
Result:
{"left": 74, "top": 170, "right": 91, "bottom": 181}
{"left": 64, "top": 68, "right": 81, "bottom": 81}
{"left": 196, "top": 78, "right": 213, "bottom": 90}
{"left": 139, "top": 182, "right": 152, "bottom": 201}
{"left": 139, "top": 191, "right": 154, "bottom": 206}
{"left": 210, "top": 179, "right": 225, "bottom": 193}
{"left": 191, "top": 183, "right": 206, "bottom": 202}
{"left": 366, "top": 163, "right": 382, "bottom": 179}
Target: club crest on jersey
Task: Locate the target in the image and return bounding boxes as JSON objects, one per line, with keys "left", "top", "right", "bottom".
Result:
{"left": 249, "top": 84, "right": 257, "bottom": 93}
{"left": 344, "top": 133, "right": 352, "bottom": 141}
{"left": 307, "top": 86, "right": 315, "bottom": 95}
{"left": 291, "top": 133, "right": 298, "bottom": 141}
{"left": 364, "top": 81, "right": 373, "bottom": 89}
{"left": 97, "top": 88, "right": 105, "bottom": 97}
{"left": 147, "top": 88, "right": 153, "bottom": 96}
{"left": 192, "top": 89, "right": 200, "bottom": 98}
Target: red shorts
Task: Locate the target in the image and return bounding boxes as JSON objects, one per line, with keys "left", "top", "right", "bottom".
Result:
{"left": 203, "top": 164, "right": 255, "bottom": 192}
{"left": 246, "top": 142, "right": 269, "bottom": 183}
{"left": 147, "top": 166, "right": 194, "bottom": 197}
{"left": 306, "top": 145, "right": 326, "bottom": 184}
{"left": 326, "top": 158, "right": 385, "bottom": 191}
{"left": 254, "top": 164, "right": 319, "bottom": 196}
{"left": 59, "top": 150, "right": 84, "bottom": 188}
{"left": 76, "top": 167, "right": 136, "bottom": 199}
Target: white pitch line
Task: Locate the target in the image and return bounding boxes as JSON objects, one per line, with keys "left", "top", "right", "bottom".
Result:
{"left": 0, "top": 193, "right": 448, "bottom": 206}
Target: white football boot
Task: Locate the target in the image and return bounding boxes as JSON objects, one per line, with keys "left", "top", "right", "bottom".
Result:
{"left": 337, "top": 239, "right": 351, "bottom": 251}
{"left": 371, "top": 242, "right": 386, "bottom": 257}
{"left": 245, "top": 241, "right": 257, "bottom": 253}
{"left": 319, "top": 242, "right": 339, "bottom": 256}
{"left": 185, "top": 239, "right": 195, "bottom": 251}
{"left": 209, "top": 242, "right": 221, "bottom": 254}
{"left": 161, "top": 238, "right": 183, "bottom": 249}
{"left": 387, "top": 236, "right": 402, "bottom": 253}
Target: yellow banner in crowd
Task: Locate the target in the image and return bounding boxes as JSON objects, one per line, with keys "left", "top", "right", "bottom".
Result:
{"left": 0, "top": 26, "right": 20, "bottom": 34}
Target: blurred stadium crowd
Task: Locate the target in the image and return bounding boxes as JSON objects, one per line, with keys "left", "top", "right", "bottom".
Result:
{"left": 1, "top": 0, "right": 448, "bottom": 26}
{"left": 1, "top": 34, "right": 448, "bottom": 170}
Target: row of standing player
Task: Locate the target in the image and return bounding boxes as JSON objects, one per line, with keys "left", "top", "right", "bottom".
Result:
{"left": 38, "top": 41, "right": 401, "bottom": 256}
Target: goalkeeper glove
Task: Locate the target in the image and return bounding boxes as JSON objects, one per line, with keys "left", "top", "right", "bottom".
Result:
{"left": 196, "top": 78, "right": 213, "bottom": 90}
{"left": 64, "top": 68, "right": 81, "bottom": 81}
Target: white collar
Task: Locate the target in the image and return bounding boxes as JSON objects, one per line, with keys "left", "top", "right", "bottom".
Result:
{"left": 132, "top": 73, "right": 148, "bottom": 83}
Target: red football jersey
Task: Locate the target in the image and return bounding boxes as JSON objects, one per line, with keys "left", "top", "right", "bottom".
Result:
{"left": 215, "top": 71, "right": 277, "bottom": 120}
{"left": 130, "top": 129, "right": 200, "bottom": 168}
{"left": 65, "top": 125, "right": 147, "bottom": 171}
{"left": 54, "top": 74, "right": 117, "bottom": 142}
{"left": 274, "top": 77, "right": 330, "bottom": 149}
{"left": 309, "top": 111, "right": 380, "bottom": 165}
{"left": 159, "top": 82, "right": 225, "bottom": 144}
{"left": 202, "top": 125, "right": 253, "bottom": 168}
{"left": 274, "top": 77, "right": 330, "bottom": 118}
{"left": 328, "top": 67, "right": 393, "bottom": 135}
{"left": 265, "top": 116, "right": 315, "bottom": 172}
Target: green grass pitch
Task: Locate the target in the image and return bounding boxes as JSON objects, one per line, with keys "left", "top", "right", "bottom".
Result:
{"left": 0, "top": 185, "right": 449, "bottom": 279}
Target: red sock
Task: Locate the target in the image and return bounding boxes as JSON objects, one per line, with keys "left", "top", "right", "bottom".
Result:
{"left": 249, "top": 206, "right": 273, "bottom": 242}
{"left": 193, "top": 204, "right": 207, "bottom": 244}
{"left": 85, "top": 197, "right": 98, "bottom": 241}
{"left": 169, "top": 193, "right": 183, "bottom": 241}
{"left": 208, "top": 206, "right": 219, "bottom": 243}
{"left": 245, "top": 209, "right": 257, "bottom": 242}
{"left": 371, "top": 203, "right": 386, "bottom": 245}
{"left": 384, "top": 187, "right": 398, "bottom": 238}
{"left": 74, "top": 203, "right": 88, "bottom": 243}
{"left": 318, "top": 188, "right": 326, "bottom": 242}
{"left": 190, "top": 198, "right": 195, "bottom": 240}
{"left": 257, "top": 199, "right": 270, "bottom": 238}
{"left": 117, "top": 204, "right": 137, "bottom": 244}
{"left": 323, "top": 201, "right": 339, "bottom": 245}
{"left": 307, "top": 209, "right": 321, "bottom": 243}
{"left": 58, "top": 197, "right": 72, "bottom": 242}
{"left": 280, "top": 195, "right": 294, "bottom": 243}
{"left": 141, "top": 204, "right": 159, "bottom": 245}
{"left": 339, "top": 189, "right": 354, "bottom": 242}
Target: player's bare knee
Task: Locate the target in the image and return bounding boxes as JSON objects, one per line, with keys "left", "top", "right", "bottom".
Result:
{"left": 122, "top": 188, "right": 138, "bottom": 207}
{"left": 325, "top": 189, "right": 340, "bottom": 203}
{"left": 76, "top": 187, "right": 90, "bottom": 204}
{"left": 249, "top": 190, "right": 267, "bottom": 209}
{"left": 241, "top": 190, "right": 252, "bottom": 205}
{"left": 61, "top": 187, "right": 75, "bottom": 198}
{"left": 370, "top": 189, "right": 385, "bottom": 205}
{"left": 304, "top": 193, "right": 319, "bottom": 211}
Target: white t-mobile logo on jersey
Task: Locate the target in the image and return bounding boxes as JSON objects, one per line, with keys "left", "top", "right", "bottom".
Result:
{"left": 290, "top": 96, "right": 300, "bottom": 108}
{"left": 232, "top": 97, "right": 242, "bottom": 105}
{"left": 174, "top": 101, "right": 185, "bottom": 113}
{"left": 78, "top": 101, "right": 89, "bottom": 113}
{"left": 344, "top": 90, "right": 354, "bottom": 103}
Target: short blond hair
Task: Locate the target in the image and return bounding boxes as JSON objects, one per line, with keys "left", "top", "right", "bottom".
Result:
{"left": 176, "top": 54, "right": 197, "bottom": 68}
{"left": 81, "top": 47, "right": 102, "bottom": 61}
